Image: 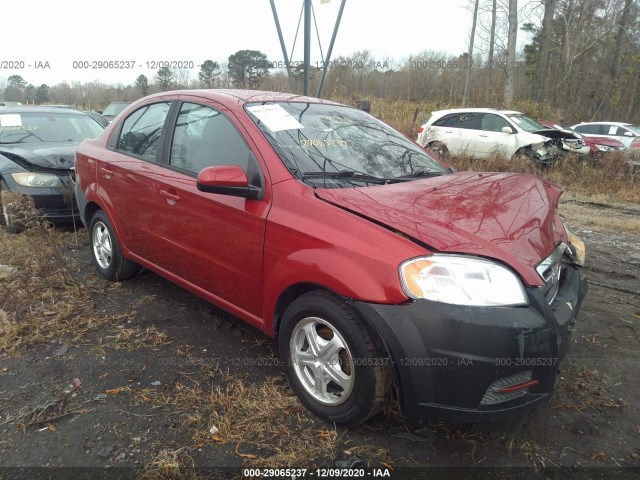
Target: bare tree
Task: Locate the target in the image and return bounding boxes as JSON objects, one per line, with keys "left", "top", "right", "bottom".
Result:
{"left": 463, "top": 0, "right": 481, "bottom": 106}
{"left": 504, "top": 0, "right": 518, "bottom": 106}
{"left": 533, "top": 0, "right": 556, "bottom": 102}
{"left": 607, "top": 0, "right": 634, "bottom": 116}
{"left": 488, "top": 0, "right": 498, "bottom": 82}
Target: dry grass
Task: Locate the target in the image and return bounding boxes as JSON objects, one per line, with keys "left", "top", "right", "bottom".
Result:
{"left": 138, "top": 448, "right": 199, "bottom": 480}
{"left": 450, "top": 152, "right": 639, "bottom": 204}
{"left": 203, "top": 377, "right": 339, "bottom": 467}
{"left": 556, "top": 366, "right": 623, "bottom": 411}
{"left": 0, "top": 194, "right": 131, "bottom": 354}
{"left": 101, "top": 325, "right": 173, "bottom": 352}
{"left": 119, "top": 370, "right": 338, "bottom": 468}
{"left": 559, "top": 202, "right": 640, "bottom": 235}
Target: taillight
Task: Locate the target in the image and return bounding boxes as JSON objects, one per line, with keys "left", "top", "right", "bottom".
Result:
{"left": 417, "top": 126, "right": 424, "bottom": 134}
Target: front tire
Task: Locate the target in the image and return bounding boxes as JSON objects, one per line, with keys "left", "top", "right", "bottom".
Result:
{"left": 89, "top": 210, "right": 139, "bottom": 281}
{"left": 278, "top": 291, "right": 391, "bottom": 426}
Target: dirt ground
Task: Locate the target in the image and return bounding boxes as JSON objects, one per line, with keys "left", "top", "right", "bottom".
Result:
{"left": 0, "top": 198, "right": 639, "bottom": 479}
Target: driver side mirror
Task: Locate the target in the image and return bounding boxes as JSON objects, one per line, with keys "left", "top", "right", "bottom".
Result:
{"left": 624, "top": 131, "right": 634, "bottom": 137}
{"left": 196, "top": 165, "right": 261, "bottom": 199}
{"left": 502, "top": 126, "right": 515, "bottom": 134}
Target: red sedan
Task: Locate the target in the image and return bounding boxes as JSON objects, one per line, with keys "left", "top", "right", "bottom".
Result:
{"left": 75, "top": 90, "right": 587, "bottom": 425}
{"left": 540, "top": 121, "right": 626, "bottom": 155}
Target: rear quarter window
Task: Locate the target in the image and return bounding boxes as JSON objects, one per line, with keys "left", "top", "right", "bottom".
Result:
{"left": 575, "top": 124, "right": 602, "bottom": 135}
{"left": 116, "top": 102, "right": 171, "bottom": 161}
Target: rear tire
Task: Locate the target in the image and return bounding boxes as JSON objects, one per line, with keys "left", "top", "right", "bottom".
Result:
{"left": 428, "top": 141, "right": 449, "bottom": 160}
{"left": 89, "top": 210, "right": 139, "bottom": 281}
{"left": 278, "top": 290, "right": 391, "bottom": 426}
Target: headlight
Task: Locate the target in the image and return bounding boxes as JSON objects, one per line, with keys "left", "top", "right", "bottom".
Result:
{"left": 399, "top": 255, "right": 528, "bottom": 306}
{"left": 595, "top": 144, "right": 612, "bottom": 152}
{"left": 10, "top": 172, "right": 64, "bottom": 188}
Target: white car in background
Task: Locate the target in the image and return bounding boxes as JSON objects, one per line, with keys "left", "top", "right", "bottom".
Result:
{"left": 571, "top": 122, "right": 640, "bottom": 148}
{"left": 417, "top": 108, "right": 584, "bottom": 164}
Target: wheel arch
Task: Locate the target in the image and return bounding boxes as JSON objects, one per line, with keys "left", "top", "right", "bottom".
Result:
{"left": 272, "top": 283, "right": 401, "bottom": 405}
{"left": 84, "top": 201, "right": 102, "bottom": 226}
{"left": 272, "top": 282, "right": 332, "bottom": 339}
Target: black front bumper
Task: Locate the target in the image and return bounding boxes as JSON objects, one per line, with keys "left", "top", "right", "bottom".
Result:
{"left": 352, "top": 266, "right": 588, "bottom": 422}
{"left": 3, "top": 174, "right": 79, "bottom": 225}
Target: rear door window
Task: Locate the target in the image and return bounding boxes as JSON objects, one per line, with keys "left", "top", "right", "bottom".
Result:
{"left": 575, "top": 124, "right": 603, "bottom": 135}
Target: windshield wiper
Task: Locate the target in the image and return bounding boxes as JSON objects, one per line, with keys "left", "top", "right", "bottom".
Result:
{"left": 302, "top": 170, "right": 392, "bottom": 184}
{"left": 396, "top": 170, "right": 445, "bottom": 179}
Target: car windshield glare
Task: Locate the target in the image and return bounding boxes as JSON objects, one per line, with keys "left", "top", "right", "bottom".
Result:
{"left": 507, "top": 114, "right": 546, "bottom": 132}
{"left": 0, "top": 112, "right": 104, "bottom": 143}
{"left": 245, "top": 102, "right": 447, "bottom": 186}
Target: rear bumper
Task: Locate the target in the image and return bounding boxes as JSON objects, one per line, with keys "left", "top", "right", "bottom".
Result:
{"left": 352, "top": 266, "right": 588, "bottom": 422}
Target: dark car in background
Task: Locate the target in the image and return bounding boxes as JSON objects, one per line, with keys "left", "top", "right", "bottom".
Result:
{"left": 86, "top": 112, "right": 109, "bottom": 128}
{"left": 100, "top": 102, "right": 131, "bottom": 123}
{"left": 0, "top": 107, "right": 104, "bottom": 231}
{"left": 75, "top": 90, "right": 587, "bottom": 425}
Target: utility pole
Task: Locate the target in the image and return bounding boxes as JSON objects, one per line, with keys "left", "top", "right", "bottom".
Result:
{"left": 271, "top": 0, "right": 346, "bottom": 98}
{"left": 304, "top": 0, "right": 312, "bottom": 95}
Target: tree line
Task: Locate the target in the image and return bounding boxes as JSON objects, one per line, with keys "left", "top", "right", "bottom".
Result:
{"left": 1, "top": 0, "right": 639, "bottom": 125}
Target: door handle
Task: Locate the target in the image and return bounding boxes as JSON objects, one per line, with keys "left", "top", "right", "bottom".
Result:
{"left": 479, "top": 134, "right": 488, "bottom": 137}
{"left": 160, "top": 189, "right": 180, "bottom": 204}
{"left": 99, "top": 167, "right": 113, "bottom": 179}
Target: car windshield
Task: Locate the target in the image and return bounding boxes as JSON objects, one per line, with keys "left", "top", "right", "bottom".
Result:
{"left": 626, "top": 125, "right": 640, "bottom": 135}
{"left": 245, "top": 102, "right": 448, "bottom": 187}
{"left": 507, "top": 114, "right": 546, "bottom": 132}
{"left": 102, "top": 103, "right": 129, "bottom": 116}
{"left": 0, "top": 111, "right": 104, "bottom": 144}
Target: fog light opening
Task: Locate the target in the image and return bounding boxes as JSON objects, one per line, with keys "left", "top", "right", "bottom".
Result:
{"left": 497, "top": 379, "right": 539, "bottom": 393}
{"left": 481, "top": 370, "right": 537, "bottom": 406}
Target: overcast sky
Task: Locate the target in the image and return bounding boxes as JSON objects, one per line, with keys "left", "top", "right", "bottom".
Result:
{"left": 1, "top": 0, "right": 532, "bottom": 86}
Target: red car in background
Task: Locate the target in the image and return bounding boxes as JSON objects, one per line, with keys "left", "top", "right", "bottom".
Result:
{"left": 75, "top": 90, "right": 587, "bottom": 425}
{"left": 540, "top": 121, "right": 626, "bottom": 155}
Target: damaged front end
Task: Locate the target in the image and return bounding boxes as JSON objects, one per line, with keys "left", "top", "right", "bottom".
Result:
{"left": 519, "top": 141, "right": 553, "bottom": 166}
{"left": 534, "top": 128, "right": 587, "bottom": 160}
{"left": 520, "top": 130, "right": 586, "bottom": 166}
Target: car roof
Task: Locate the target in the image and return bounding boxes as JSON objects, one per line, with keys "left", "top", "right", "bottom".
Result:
{"left": 430, "top": 107, "right": 524, "bottom": 116}
{"left": 140, "top": 89, "right": 343, "bottom": 107}
{"left": 573, "top": 121, "right": 632, "bottom": 126}
{"left": 0, "top": 106, "right": 88, "bottom": 114}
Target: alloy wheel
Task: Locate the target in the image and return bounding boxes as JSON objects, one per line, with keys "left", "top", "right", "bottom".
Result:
{"left": 289, "top": 316, "right": 355, "bottom": 406}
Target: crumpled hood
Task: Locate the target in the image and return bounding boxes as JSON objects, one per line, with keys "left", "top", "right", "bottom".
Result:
{"left": 0, "top": 142, "right": 78, "bottom": 170}
{"left": 315, "top": 172, "right": 568, "bottom": 286}
{"left": 533, "top": 128, "right": 580, "bottom": 141}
